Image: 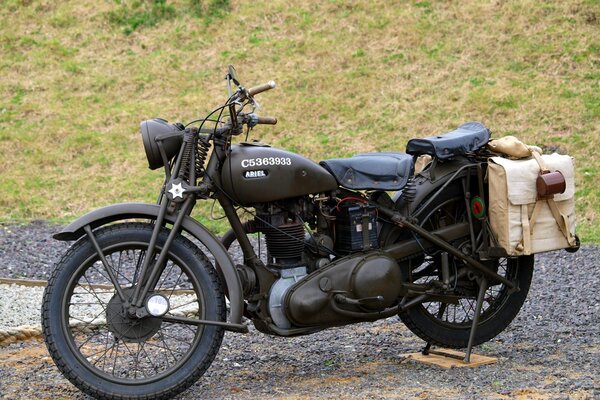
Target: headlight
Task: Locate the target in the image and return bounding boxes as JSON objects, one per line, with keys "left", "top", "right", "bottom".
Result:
{"left": 140, "top": 118, "right": 183, "bottom": 170}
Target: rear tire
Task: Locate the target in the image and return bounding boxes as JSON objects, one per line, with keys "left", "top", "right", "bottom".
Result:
{"left": 42, "top": 223, "right": 225, "bottom": 399}
{"left": 396, "top": 185, "right": 534, "bottom": 348}
{"left": 399, "top": 254, "right": 533, "bottom": 348}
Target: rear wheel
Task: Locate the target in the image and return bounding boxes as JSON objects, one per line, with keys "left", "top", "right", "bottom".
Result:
{"left": 397, "top": 189, "right": 534, "bottom": 348}
{"left": 42, "top": 223, "right": 225, "bottom": 399}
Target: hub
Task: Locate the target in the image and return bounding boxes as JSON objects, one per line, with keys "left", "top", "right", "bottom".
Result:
{"left": 106, "top": 288, "right": 162, "bottom": 343}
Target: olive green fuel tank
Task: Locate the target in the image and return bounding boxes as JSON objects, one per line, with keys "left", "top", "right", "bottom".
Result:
{"left": 220, "top": 143, "right": 338, "bottom": 205}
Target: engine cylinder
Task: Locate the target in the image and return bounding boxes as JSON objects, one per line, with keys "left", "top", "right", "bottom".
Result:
{"left": 264, "top": 221, "right": 305, "bottom": 263}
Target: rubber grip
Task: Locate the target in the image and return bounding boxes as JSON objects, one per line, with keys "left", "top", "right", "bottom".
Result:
{"left": 256, "top": 116, "right": 277, "bottom": 125}
{"left": 248, "top": 81, "right": 276, "bottom": 96}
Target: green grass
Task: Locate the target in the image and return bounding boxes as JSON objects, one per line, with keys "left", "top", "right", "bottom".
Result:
{"left": 0, "top": 0, "right": 598, "bottom": 242}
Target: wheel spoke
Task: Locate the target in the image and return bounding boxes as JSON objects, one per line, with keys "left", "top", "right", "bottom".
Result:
{"left": 73, "top": 256, "right": 193, "bottom": 379}
{"left": 139, "top": 341, "right": 160, "bottom": 373}
{"left": 100, "top": 330, "right": 113, "bottom": 371}
{"left": 159, "top": 328, "right": 197, "bottom": 344}
{"left": 45, "top": 224, "right": 225, "bottom": 395}
{"left": 437, "top": 303, "right": 447, "bottom": 319}
{"left": 111, "top": 339, "right": 120, "bottom": 377}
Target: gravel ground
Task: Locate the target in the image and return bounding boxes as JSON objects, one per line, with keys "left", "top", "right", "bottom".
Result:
{"left": 0, "top": 285, "right": 44, "bottom": 329}
{"left": 0, "top": 222, "right": 599, "bottom": 399}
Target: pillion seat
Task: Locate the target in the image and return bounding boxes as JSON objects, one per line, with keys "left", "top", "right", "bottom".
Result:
{"left": 406, "top": 121, "right": 490, "bottom": 160}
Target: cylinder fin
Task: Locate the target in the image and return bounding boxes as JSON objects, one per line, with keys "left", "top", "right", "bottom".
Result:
{"left": 264, "top": 222, "right": 305, "bottom": 262}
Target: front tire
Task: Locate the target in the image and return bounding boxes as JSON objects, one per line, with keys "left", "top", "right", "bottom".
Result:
{"left": 42, "top": 223, "right": 225, "bottom": 399}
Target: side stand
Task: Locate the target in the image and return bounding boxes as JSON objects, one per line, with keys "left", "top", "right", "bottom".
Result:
{"left": 421, "top": 342, "right": 432, "bottom": 355}
{"left": 419, "top": 276, "right": 489, "bottom": 364}
{"left": 464, "top": 276, "right": 488, "bottom": 363}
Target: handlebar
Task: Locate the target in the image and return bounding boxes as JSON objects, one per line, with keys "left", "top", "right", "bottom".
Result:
{"left": 216, "top": 70, "right": 278, "bottom": 135}
{"left": 209, "top": 114, "right": 278, "bottom": 137}
{"left": 255, "top": 115, "right": 277, "bottom": 125}
{"left": 245, "top": 113, "right": 277, "bottom": 128}
{"left": 248, "top": 81, "right": 276, "bottom": 96}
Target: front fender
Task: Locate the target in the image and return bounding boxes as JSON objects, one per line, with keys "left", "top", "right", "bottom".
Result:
{"left": 55, "top": 202, "right": 245, "bottom": 326}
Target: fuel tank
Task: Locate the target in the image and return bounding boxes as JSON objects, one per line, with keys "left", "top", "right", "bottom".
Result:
{"left": 221, "top": 143, "right": 338, "bottom": 205}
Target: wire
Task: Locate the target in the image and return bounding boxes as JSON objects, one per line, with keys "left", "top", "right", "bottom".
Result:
{"left": 335, "top": 196, "right": 368, "bottom": 212}
{"left": 410, "top": 230, "right": 436, "bottom": 257}
{"left": 183, "top": 89, "right": 330, "bottom": 257}
{"left": 184, "top": 118, "right": 222, "bottom": 128}
{"left": 297, "top": 215, "right": 338, "bottom": 257}
{"left": 209, "top": 198, "right": 228, "bottom": 220}
{"left": 205, "top": 169, "right": 313, "bottom": 250}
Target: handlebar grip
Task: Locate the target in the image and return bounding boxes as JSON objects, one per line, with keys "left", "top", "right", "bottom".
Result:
{"left": 256, "top": 116, "right": 277, "bottom": 125}
{"left": 248, "top": 81, "right": 276, "bottom": 96}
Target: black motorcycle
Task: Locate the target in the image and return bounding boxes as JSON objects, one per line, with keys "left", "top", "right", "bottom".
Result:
{"left": 41, "top": 66, "right": 573, "bottom": 399}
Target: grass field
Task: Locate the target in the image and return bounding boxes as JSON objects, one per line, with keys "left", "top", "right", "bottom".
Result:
{"left": 0, "top": 0, "right": 598, "bottom": 241}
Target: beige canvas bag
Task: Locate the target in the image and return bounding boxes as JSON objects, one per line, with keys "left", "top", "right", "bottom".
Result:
{"left": 488, "top": 153, "right": 576, "bottom": 256}
{"left": 487, "top": 135, "right": 543, "bottom": 159}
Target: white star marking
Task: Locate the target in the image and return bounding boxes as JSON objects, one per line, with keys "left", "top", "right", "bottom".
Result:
{"left": 168, "top": 183, "right": 185, "bottom": 199}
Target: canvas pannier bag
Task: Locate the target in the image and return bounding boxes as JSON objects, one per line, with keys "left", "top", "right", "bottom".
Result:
{"left": 488, "top": 153, "right": 577, "bottom": 256}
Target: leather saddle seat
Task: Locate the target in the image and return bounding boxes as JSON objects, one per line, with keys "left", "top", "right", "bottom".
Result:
{"left": 320, "top": 152, "right": 414, "bottom": 191}
{"left": 406, "top": 121, "right": 490, "bottom": 160}
{"left": 320, "top": 122, "right": 490, "bottom": 191}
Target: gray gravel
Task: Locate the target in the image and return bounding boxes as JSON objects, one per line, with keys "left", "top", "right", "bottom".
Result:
{"left": 0, "top": 222, "right": 599, "bottom": 399}
{"left": 0, "top": 284, "right": 45, "bottom": 329}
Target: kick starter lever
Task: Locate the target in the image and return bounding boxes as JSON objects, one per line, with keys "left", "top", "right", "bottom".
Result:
{"left": 334, "top": 294, "right": 384, "bottom": 306}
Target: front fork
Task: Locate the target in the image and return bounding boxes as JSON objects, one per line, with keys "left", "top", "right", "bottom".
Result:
{"left": 131, "top": 197, "right": 195, "bottom": 312}
{"left": 83, "top": 196, "right": 195, "bottom": 315}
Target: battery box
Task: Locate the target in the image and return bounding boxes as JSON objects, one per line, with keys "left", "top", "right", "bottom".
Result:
{"left": 335, "top": 204, "right": 378, "bottom": 253}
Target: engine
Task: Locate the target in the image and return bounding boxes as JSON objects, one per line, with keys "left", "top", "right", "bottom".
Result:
{"left": 250, "top": 197, "right": 404, "bottom": 330}
{"left": 254, "top": 208, "right": 306, "bottom": 267}
{"left": 252, "top": 200, "right": 311, "bottom": 328}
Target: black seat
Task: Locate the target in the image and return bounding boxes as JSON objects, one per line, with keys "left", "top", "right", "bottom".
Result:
{"left": 320, "top": 152, "right": 414, "bottom": 191}
{"left": 406, "top": 122, "right": 490, "bottom": 160}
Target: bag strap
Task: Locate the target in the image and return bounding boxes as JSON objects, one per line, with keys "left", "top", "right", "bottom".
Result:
{"left": 518, "top": 198, "right": 575, "bottom": 253}
{"left": 519, "top": 204, "right": 532, "bottom": 254}
{"left": 528, "top": 201, "right": 542, "bottom": 234}
{"left": 531, "top": 150, "right": 550, "bottom": 173}
{"left": 547, "top": 198, "right": 576, "bottom": 246}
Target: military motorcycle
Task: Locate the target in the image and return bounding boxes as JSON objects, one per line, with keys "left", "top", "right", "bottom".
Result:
{"left": 42, "top": 66, "right": 577, "bottom": 399}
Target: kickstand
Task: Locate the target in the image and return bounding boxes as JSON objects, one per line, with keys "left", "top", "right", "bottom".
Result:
{"left": 464, "top": 276, "right": 488, "bottom": 363}
{"left": 421, "top": 342, "right": 432, "bottom": 355}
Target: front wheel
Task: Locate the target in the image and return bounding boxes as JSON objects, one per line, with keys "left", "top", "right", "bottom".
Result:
{"left": 42, "top": 223, "right": 225, "bottom": 399}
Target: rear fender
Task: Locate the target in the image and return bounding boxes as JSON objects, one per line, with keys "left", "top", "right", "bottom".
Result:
{"left": 54, "top": 202, "right": 244, "bottom": 325}
{"left": 379, "top": 157, "right": 479, "bottom": 250}
{"left": 393, "top": 157, "right": 479, "bottom": 216}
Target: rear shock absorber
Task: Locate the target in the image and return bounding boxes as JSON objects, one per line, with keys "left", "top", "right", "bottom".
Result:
{"left": 401, "top": 176, "right": 417, "bottom": 204}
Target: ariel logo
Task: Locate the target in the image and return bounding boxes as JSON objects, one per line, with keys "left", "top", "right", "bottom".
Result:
{"left": 471, "top": 196, "right": 486, "bottom": 219}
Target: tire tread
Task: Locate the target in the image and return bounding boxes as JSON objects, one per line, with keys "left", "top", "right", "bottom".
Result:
{"left": 42, "top": 223, "right": 225, "bottom": 400}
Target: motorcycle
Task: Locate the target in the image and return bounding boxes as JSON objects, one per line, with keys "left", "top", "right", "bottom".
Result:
{"left": 42, "top": 66, "right": 579, "bottom": 399}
